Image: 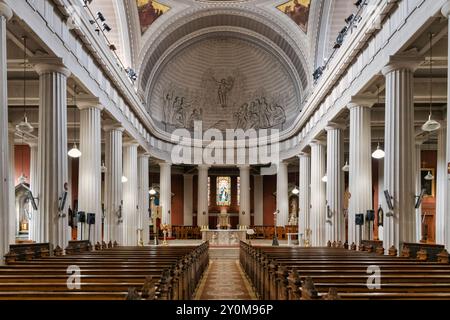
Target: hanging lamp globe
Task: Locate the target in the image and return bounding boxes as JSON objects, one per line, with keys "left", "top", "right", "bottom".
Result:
{"left": 292, "top": 187, "right": 299, "bottom": 195}
{"left": 424, "top": 171, "right": 434, "bottom": 181}
{"left": 372, "top": 144, "right": 385, "bottom": 159}
{"left": 68, "top": 143, "right": 82, "bottom": 158}
{"left": 342, "top": 161, "right": 350, "bottom": 172}
{"left": 16, "top": 115, "right": 34, "bottom": 134}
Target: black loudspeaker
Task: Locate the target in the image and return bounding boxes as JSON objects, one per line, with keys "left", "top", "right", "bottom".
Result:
{"left": 87, "top": 213, "right": 95, "bottom": 225}
{"left": 355, "top": 214, "right": 364, "bottom": 226}
{"left": 366, "top": 210, "right": 375, "bottom": 221}
{"left": 78, "top": 211, "right": 86, "bottom": 223}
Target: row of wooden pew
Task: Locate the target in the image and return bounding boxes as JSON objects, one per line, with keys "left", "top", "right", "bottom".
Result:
{"left": 0, "top": 241, "right": 209, "bottom": 300}
{"left": 240, "top": 241, "right": 450, "bottom": 300}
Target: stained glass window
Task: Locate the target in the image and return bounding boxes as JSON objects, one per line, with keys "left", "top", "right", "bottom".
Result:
{"left": 216, "top": 177, "right": 231, "bottom": 206}
{"left": 237, "top": 177, "right": 241, "bottom": 206}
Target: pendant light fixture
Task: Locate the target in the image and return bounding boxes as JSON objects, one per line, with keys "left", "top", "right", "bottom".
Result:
{"left": 16, "top": 36, "right": 34, "bottom": 134}
{"left": 122, "top": 176, "right": 128, "bottom": 183}
{"left": 372, "top": 86, "right": 385, "bottom": 159}
{"left": 149, "top": 187, "right": 157, "bottom": 196}
{"left": 422, "top": 33, "right": 441, "bottom": 132}
{"left": 424, "top": 171, "right": 435, "bottom": 181}
{"left": 322, "top": 175, "right": 328, "bottom": 183}
{"left": 68, "top": 85, "right": 82, "bottom": 158}
{"left": 342, "top": 161, "right": 350, "bottom": 172}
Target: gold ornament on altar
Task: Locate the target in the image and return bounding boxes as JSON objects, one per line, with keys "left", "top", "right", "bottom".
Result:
{"left": 304, "top": 228, "right": 312, "bottom": 247}
{"left": 160, "top": 224, "right": 171, "bottom": 246}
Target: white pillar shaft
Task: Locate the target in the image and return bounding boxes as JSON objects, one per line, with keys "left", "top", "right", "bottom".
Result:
{"left": 183, "top": 175, "right": 193, "bottom": 226}
{"left": 123, "top": 144, "right": 138, "bottom": 246}
{"left": 78, "top": 107, "right": 102, "bottom": 244}
{"left": 414, "top": 143, "right": 422, "bottom": 243}
{"left": 36, "top": 65, "right": 71, "bottom": 250}
{"left": 276, "top": 162, "right": 289, "bottom": 227}
{"left": 137, "top": 155, "right": 149, "bottom": 244}
{"left": 348, "top": 105, "right": 372, "bottom": 245}
{"left": 436, "top": 127, "right": 447, "bottom": 245}
{"left": 0, "top": 3, "right": 12, "bottom": 263}
{"left": 197, "top": 166, "right": 208, "bottom": 227}
{"left": 444, "top": 5, "right": 450, "bottom": 249}
{"left": 326, "top": 127, "right": 345, "bottom": 242}
{"left": 160, "top": 163, "right": 172, "bottom": 226}
{"left": 383, "top": 67, "right": 416, "bottom": 252}
{"left": 239, "top": 166, "right": 251, "bottom": 227}
{"left": 299, "top": 153, "right": 311, "bottom": 238}
{"left": 29, "top": 144, "right": 39, "bottom": 242}
{"left": 8, "top": 127, "right": 15, "bottom": 244}
{"left": 104, "top": 128, "right": 123, "bottom": 244}
{"left": 310, "top": 143, "right": 326, "bottom": 246}
{"left": 253, "top": 175, "right": 264, "bottom": 226}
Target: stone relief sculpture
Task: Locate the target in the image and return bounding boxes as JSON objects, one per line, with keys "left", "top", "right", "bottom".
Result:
{"left": 160, "top": 68, "right": 287, "bottom": 131}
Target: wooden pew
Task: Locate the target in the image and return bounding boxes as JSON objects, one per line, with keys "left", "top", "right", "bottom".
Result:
{"left": 0, "top": 242, "right": 209, "bottom": 300}
{"left": 239, "top": 241, "right": 450, "bottom": 300}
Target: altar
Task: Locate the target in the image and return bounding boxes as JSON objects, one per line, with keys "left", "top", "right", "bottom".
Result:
{"left": 202, "top": 230, "right": 247, "bottom": 246}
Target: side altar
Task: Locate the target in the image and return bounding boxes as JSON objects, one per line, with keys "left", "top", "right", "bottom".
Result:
{"left": 201, "top": 229, "right": 247, "bottom": 246}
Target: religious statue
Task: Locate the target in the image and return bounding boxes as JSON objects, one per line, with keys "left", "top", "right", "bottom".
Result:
{"left": 212, "top": 76, "right": 235, "bottom": 108}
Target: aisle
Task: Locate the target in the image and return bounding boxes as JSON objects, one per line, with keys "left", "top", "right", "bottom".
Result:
{"left": 195, "top": 254, "right": 257, "bottom": 300}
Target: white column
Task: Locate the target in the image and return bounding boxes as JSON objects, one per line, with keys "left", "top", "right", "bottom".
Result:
{"left": 183, "top": 174, "right": 193, "bottom": 226}
{"left": 276, "top": 162, "right": 289, "bottom": 227}
{"left": 253, "top": 175, "right": 264, "bottom": 226}
{"left": 325, "top": 123, "right": 345, "bottom": 243}
{"left": 298, "top": 152, "right": 311, "bottom": 239}
{"left": 414, "top": 140, "right": 424, "bottom": 243}
{"left": 436, "top": 125, "right": 447, "bottom": 245}
{"left": 348, "top": 100, "right": 373, "bottom": 246}
{"left": 442, "top": 3, "right": 450, "bottom": 249}
{"left": 28, "top": 141, "right": 39, "bottom": 242}
{"left": 103, "top": 124, "right": 124, "bottom": 244}
{"left": 239, "top": 165, "right": 251, "bottom": 227}
{"left": 77, "top": 99, "right": 103, "bottom": 244}
{"left": 137, "top": 153, "right": 150, "bottom": 245}
{"left": 32, "top": 57, "right": 71, "bottom": 250}
{"left": 310, "top": 140, "right": 326, "bottom": 247}
{"left": 382, "top": 53, "right": 422, "bottom": 253}
{"left": 122, "top": 141, "right": 139, "bottom": 246}
{"left": 197, "top": 165, "right": 209, "bottom": 227}
{"left": 8, "top": 124, "right": 15, "bottom": 244}
{"left": 160, "top": 162, "right": 172, "bottom": 226}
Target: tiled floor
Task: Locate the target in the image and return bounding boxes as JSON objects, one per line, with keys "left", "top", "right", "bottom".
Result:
{"left": 196, "top": 259, "right": 257, "bottom": 300}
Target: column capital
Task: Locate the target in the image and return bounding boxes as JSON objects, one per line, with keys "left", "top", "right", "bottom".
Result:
{"left": 76, "top": 96, "right": 104, "bottom": 111}
{"left": 29, "top": 57, "right": 71, "bottom": 77}
{"left": 309, "top": 139, "right": 326, "bottom": 147}
{"left": 123, "top": 139, "right": 140, "bottom": 148}
{"left": 159, "top": 161, "right": 172, "bottom": 168}
{"left": 0, "top": 2, "right": 13, "bottom": 20}
{"left": 297, "top": 151, "right": 310, "bottom": 159}
{"left": 197, "top": 164, "right": 210, "bottom": 171}
{"left": 381, "top": 50, "right": 424, "bottom": 75}
{"left": 348, "top": 95, "right": 377, "bottom": 109}
{"left": 138, "top": 152, "right": 151, "bottom": 159}
{"left": 103, "top": 121, "right": 125, "bottom": 133}
{"left": 442, "top": 1, "right": 450, "bottom": 18}
{"left": 325, "top": 121, "right": 346, "bottom": 131}
{"left": 238, "top": 165, "right": 251, "bottom": 171}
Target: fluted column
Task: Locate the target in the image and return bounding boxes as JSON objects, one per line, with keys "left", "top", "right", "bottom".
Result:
{"left": 0, "top": 2, "right": 12, "bottom": 263}
{"left": 183, "top": 174, "right": 193, "bottom": 226}
{"left": 442, "top": 3, "right": 450, "bottom": 249}
{"left": 137, "top": 153, "right": 150, "bottom": 245}
{"left": 436, "top": 125, "right": 447, "bottom": 245}
{"left": 348, "top": 99, "right": 373, "bottom": 246}
{"left": 310, "top": 140, "right": 326, "bottom": 247}
{"left": 239, "top": 165, "right": 251, "bottom": 227}
{"left": 28, "top": 141, "right": 39, "bottom": 242}
{"left": 32, "top": 57, "right": 71, "bottom": 250}
{"left": 103, "top": 124, "right": 124, "bottom": 244}
{"left": 382, "top": 53, "right": 422, "bottom": 253}
{"left": 414, "top": 140, "right": 424, "bottom": 243}
{"left": 8, "top": 124, "right": 15, "bottom": 244}
{"left": 122, "top": 141, "right": 139, "bottom": 246}
{"left": 197, "top": 165, "right": 209, "bottom": 227}
{"left": 160, "top": 162, "right": 172, "bottom": 227}
{"left": 77, "top": 98, "right": 103, "bottom": 244}
{"left": 253, "top": 175, "right": 264, "bottom": 226}
{"left": 298, "top": 152, "right": 311, "bottom": 240}
{"left": 276, "top": 162, "right": 289, "bottom": 227}
{"left": 325, "top": 123, "right": 345, "bottom": 243}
